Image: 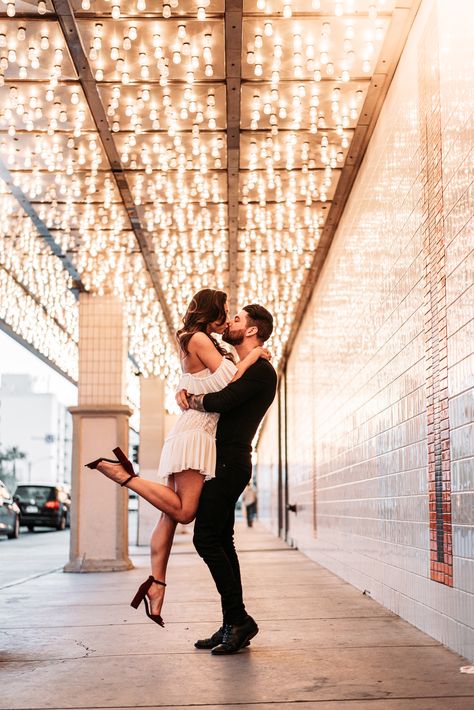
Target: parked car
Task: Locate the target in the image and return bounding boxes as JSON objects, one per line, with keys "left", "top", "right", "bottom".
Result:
{"left": 0, "top": 479, "right": 20, "bottom": 539}
{"left": 14, "top": 484, "right": 71, "bottom": 532}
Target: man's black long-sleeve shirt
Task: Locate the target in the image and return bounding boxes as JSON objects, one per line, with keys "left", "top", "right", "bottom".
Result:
{"left": 202, "top": 358, "right": 277, "bottom": 454}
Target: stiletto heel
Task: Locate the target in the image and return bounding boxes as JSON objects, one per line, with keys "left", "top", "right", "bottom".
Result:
{"left": 85, "top": 449, "right": 138, "bottom": 487}
{"left": 85, "top": 457, "right": 118, "bottom": 470}
{"left": 131, "top": 576, "right": 166, "bottom": 627}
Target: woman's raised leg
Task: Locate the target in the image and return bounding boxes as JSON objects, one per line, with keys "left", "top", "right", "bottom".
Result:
{"left": 95, "top": 460, "right": 203, "bottom": 523}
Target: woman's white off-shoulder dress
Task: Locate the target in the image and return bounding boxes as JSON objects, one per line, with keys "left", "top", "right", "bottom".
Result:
{"left": 157, "top": 357, "right": 238, "bottom": 480}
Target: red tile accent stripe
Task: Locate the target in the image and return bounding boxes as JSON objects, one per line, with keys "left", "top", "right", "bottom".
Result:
{"left": 420, "top": 11, "right": 453, "bottom": 587}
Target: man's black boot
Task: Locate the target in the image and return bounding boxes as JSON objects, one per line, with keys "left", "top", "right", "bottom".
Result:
{"left": 195, "top": 625, "right": 251, "bottom": 650}
{"left": 194, "top": 626, "right": 224, "bottom": 649}
{"left": 211, "top": 616, "right": 258, "bottom": 655}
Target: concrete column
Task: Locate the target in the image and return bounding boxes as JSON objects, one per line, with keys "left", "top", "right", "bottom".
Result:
{"left": 136, "top": 376, "right": 165, "bottom": 546}
{"left": 65, "top": 294, "right": 133, "bottom": 572}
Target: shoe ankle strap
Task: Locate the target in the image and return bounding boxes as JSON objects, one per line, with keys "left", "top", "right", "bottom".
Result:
{"left": 149, "top": 575, "right": 166, "bottom": 587}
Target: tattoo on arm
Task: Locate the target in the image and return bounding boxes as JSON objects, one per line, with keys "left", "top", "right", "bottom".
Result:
{"left": 187, "top": 394, "right": 206, "bottom": 412}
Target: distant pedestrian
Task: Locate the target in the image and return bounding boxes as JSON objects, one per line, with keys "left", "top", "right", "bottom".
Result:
{"left": 243, "top": 482, "right": 257, "bottom": 527}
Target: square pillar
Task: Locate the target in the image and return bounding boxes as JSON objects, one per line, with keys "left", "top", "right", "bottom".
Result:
{"left": 65, "top": 294, "right": 133, "bottom": 572}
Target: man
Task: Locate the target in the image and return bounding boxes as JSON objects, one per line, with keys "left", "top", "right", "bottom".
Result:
{"left": 176, "top": 304, "right": 277, "bottom": 655}
{"left": 243, "top": 482, "right": 257, "bottom": 527}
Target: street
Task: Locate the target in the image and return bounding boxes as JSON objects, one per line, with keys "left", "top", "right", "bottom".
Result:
{"left": 0, "top": 508, "right": 140, "bottom": 589}
{"left": 0, "top": 526, "right": 70, "bottom": 589}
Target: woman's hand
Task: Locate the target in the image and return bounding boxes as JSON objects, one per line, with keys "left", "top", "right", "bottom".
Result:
{"left": 249, "top": 346, "right": 272, "bottom": 363}
{"left": 175, "top": 389, "right": 190, "bottom": 410}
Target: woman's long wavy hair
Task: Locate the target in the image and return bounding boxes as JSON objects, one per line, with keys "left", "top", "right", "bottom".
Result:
{"left": 176, "top": 289, "right": 232, "bottom": 359}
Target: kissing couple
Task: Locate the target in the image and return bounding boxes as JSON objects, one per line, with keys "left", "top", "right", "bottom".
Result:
{"left": 87, "top": 288, "right": 277, "bottom": 654}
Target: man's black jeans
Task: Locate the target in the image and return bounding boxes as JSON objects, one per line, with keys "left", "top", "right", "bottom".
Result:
{"left": 193, "top": 456, "right": 251, "bottom": 626}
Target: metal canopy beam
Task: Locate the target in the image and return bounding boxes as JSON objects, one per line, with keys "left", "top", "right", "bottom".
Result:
{"left": 225, "top": 0, "right": 243, "bottom": 316}
{"left": 51, "top": 0, "right": 176, "bottom": 345}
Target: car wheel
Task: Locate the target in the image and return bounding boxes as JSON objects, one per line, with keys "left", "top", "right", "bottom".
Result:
{"left": 56, "top": 514, "right": 66, "bottom": 531}
{"left": 7, "top": 515, "right": 20, "bottom": 539}
{"left": 27, "top": 524, "right": 34, "bottom": 532}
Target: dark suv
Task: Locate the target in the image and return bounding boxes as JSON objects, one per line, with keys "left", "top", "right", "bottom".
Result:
{"left": 14, "top": 484, "right": 71, "bottom": 532}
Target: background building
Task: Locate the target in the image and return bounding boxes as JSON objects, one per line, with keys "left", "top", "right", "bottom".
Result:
{"left": 0, "top": 374, "right": 72, "bottom": 487}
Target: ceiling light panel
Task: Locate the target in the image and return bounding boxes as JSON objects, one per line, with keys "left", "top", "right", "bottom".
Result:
{"left": 77, "top": 19, "right": 225, "bottom": 83}
{"left": 243, "top": 0, "right": 394, "bottom": 14}
{"left": 71, "top": 0, "right": 225, "bottom": 19}
{"left": 0, "top": 19, "right": 76, "bottom": 81}
{"left": 242, "top": 17, "right": 389, "bottom": 82}
{"left": 126, "top": 171, "right": 227, "bottom": 205}
{"left": 240, "top": 130, "right": 349, "bottom": 169}
{"left": 0, "top": 1, "right": 54, "bottom": 19}
{"left": 98, "top": 84, "right": 227, "bottom": 133}
{"left": 240, "top": 81, "right": 366, "bottom": 131}
{"left": 111, "top": 132, "right": 226, "bottom": 171}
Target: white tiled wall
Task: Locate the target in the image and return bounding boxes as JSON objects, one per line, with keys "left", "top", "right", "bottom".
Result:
{"left": 257, "top": 0, "right": 474, "bottom": 661}
{"left": 256, "top": 396, "right": 279, "bottom": 536}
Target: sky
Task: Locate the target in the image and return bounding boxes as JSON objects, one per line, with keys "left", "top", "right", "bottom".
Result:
{"left": 0, "top": 330, "right": 77, "bottom": 407}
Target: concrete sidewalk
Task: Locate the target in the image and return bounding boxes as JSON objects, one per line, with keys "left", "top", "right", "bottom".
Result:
{"left": 1, "top": 523, "right": 473, "bottom": 709}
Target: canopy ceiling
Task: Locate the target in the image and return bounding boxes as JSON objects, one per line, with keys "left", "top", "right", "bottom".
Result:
{"left": 0, "top": 0, "right": 419, "bottom": 384}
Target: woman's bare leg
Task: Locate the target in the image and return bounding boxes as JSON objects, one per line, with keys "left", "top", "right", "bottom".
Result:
{"left": 96, "top": 461, "right": 202, "bottom": 523}
{"left": 148, "top": 513, "right": 177, "bottom": 616}
{"left": 147, "top": 471, "right": 205, "bottom": 617}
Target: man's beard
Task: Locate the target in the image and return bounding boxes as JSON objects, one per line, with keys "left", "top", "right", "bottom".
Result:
{"left": 223, "top": 327, "right": 245, "bottom": 346}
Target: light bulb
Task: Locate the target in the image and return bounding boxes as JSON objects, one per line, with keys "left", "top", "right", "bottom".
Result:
{"left": 197, "top": 6, "right": 206, "bottom": 20}
{"left": 163, "top": 4, "right": 171, "bottom": 18}
{"left": 38, "top": 1, "right": 47, "bottom": 14}
{"left": 112, "top": 4, "right": 120, "bottom": 19}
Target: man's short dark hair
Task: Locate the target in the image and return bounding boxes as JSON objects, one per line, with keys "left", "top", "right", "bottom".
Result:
{"left": 243, "top": 304, "right": 273, "bottom": 343}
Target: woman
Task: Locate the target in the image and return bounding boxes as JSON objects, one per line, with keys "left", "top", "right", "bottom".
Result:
{"left": 86, "top": 289, "right": 269, "bottom": 627}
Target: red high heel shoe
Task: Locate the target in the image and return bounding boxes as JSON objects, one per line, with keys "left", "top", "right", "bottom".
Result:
{"left": 85, "top": 447, "right": 138, "bottom": 487}
{"left": 130, "top": 576, "right": 166, "bottom": 627}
